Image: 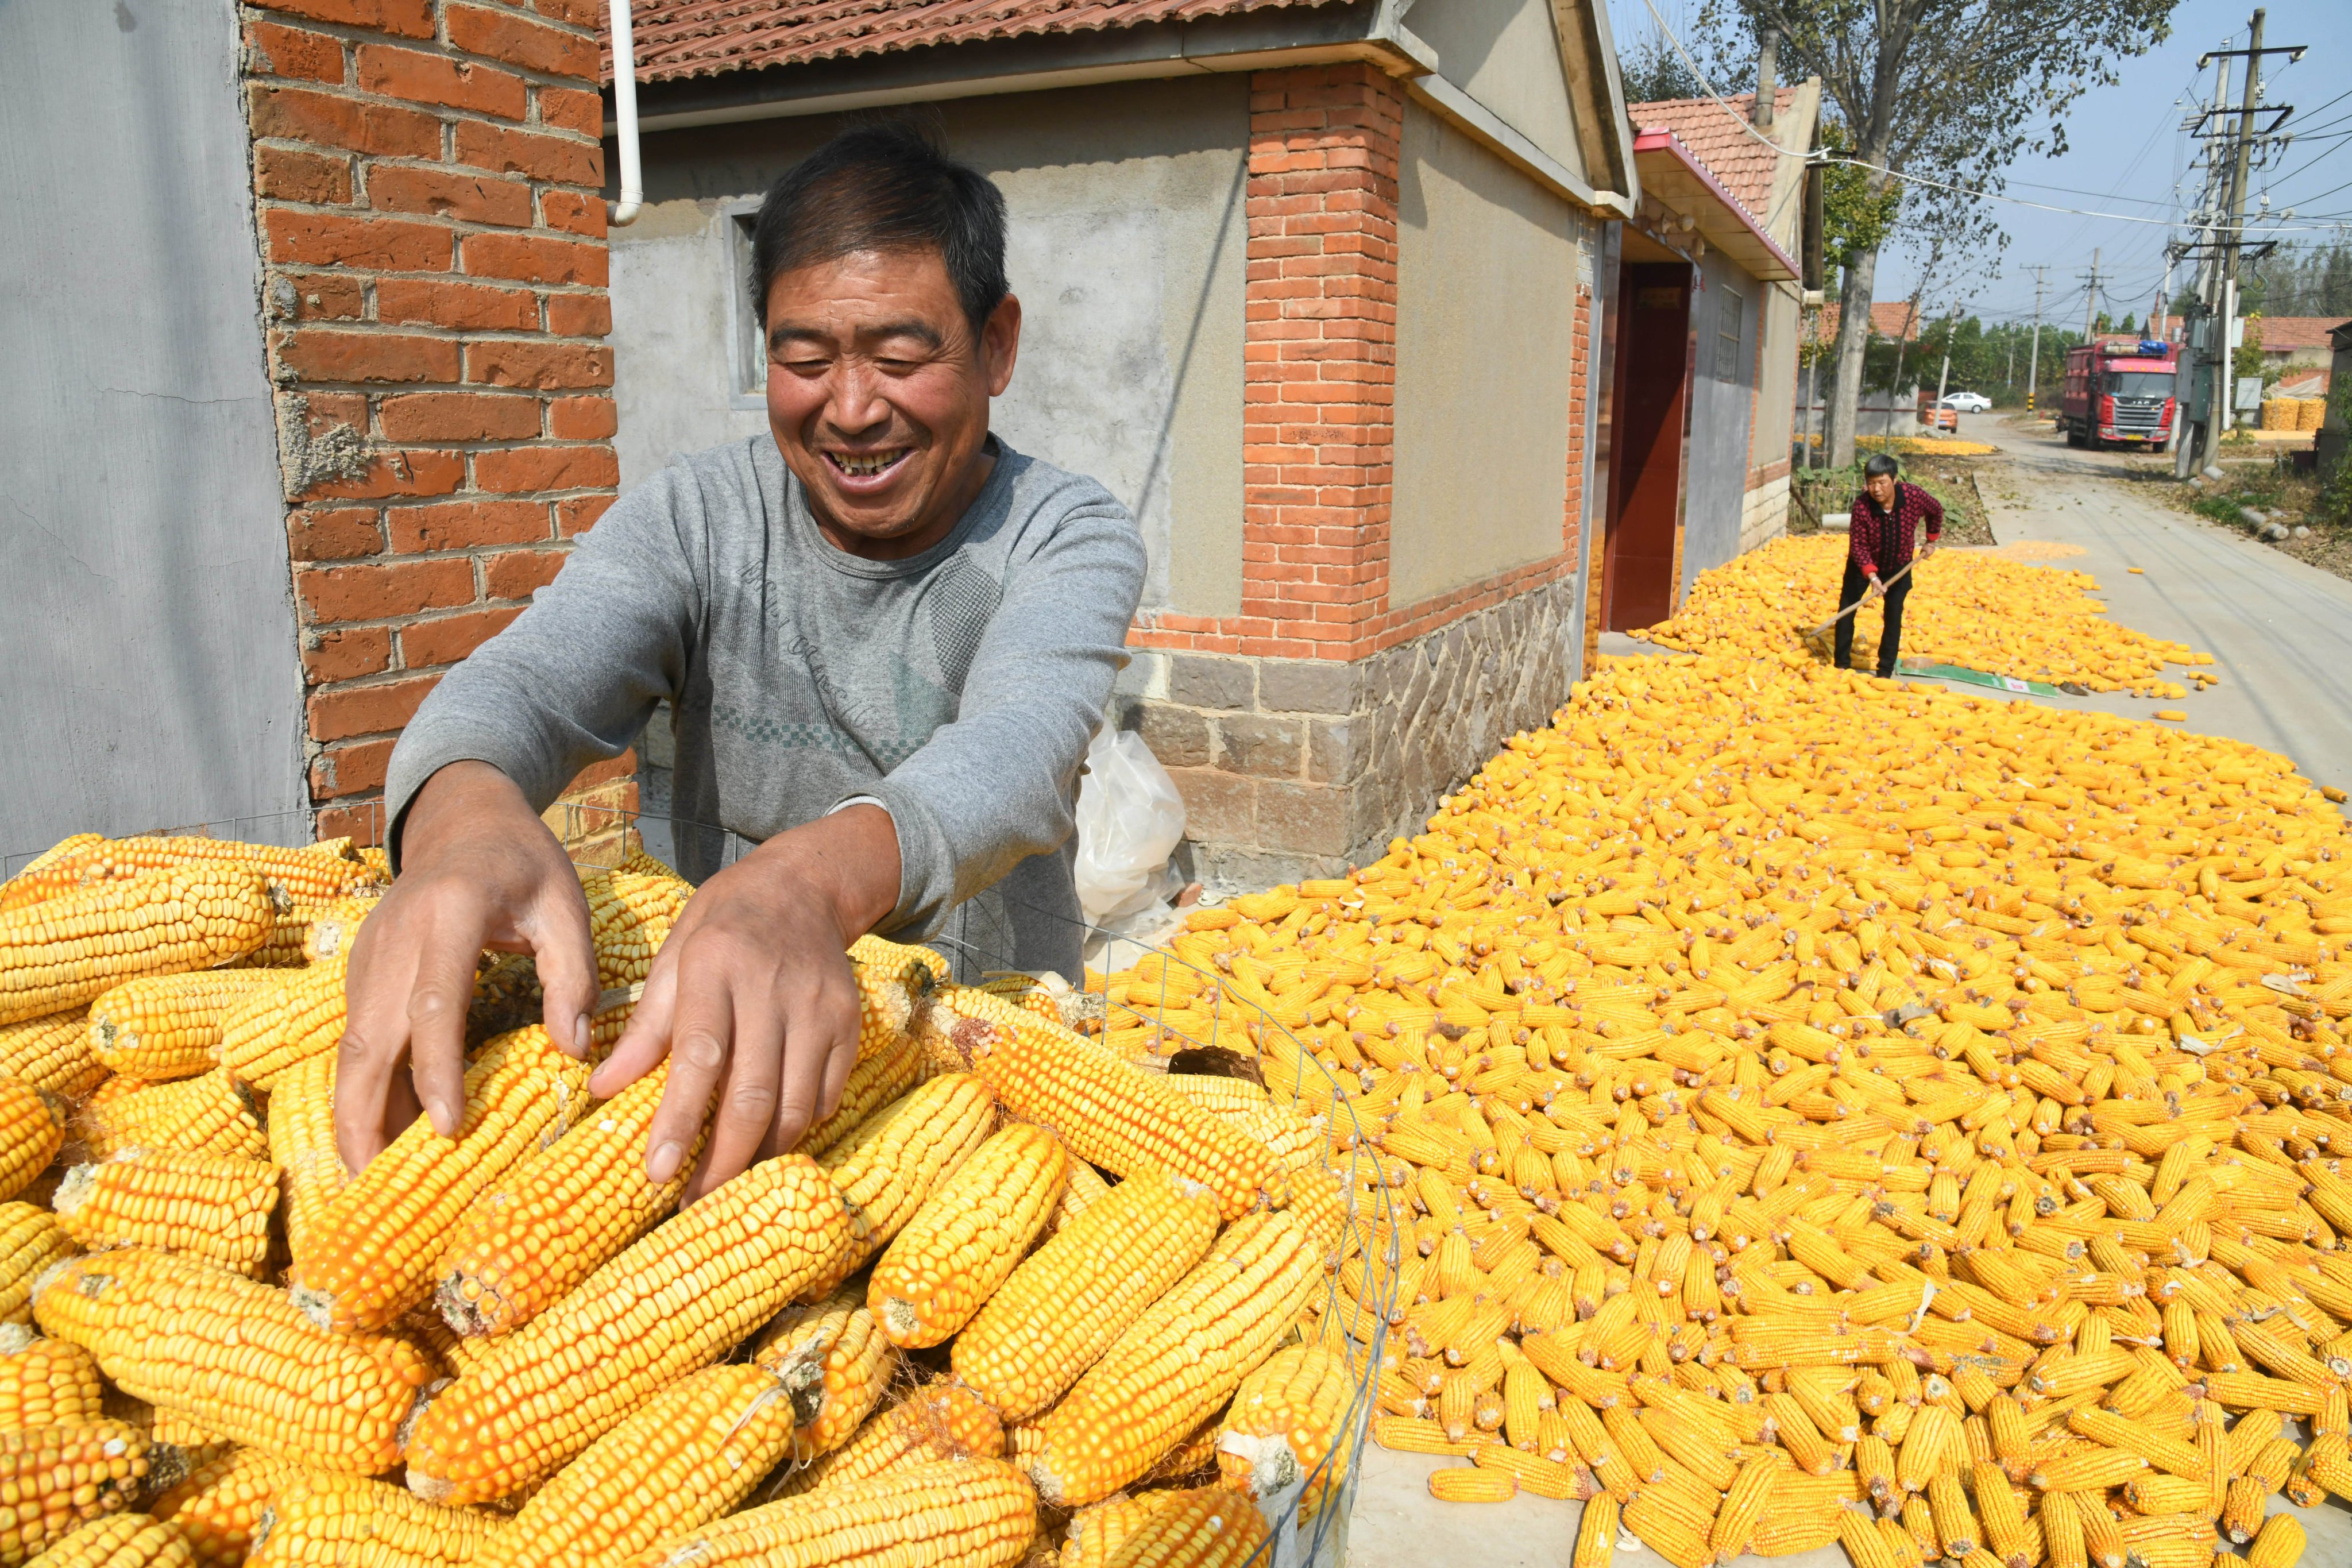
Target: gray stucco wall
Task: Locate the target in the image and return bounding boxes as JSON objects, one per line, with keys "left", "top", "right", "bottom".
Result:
{"left": 609, "top": 76, "right": 1248, "bottom": 618}
{"left": 1391, "top": 104, "right": 1585, "bottom": 609}
{"left": 0, "top": 0, "right": 307, "bottom": 867}
{"left": 1405, "top": 0, "right": 1591, "bottom": 187}
{"left": 1677, "top": 248, "right": 1760, "bottom": 594}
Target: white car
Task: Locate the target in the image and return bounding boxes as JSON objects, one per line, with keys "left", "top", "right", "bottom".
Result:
{"left": 1938, "top": 392, "right": 1993, "bottom": 413}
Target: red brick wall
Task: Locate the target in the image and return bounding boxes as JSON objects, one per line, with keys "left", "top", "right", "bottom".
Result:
{"left": 242, "top": 0, "right": 628, "bottom": 841}
{"left": 1130, "top": 64, "right": 1586, "bottom": 665}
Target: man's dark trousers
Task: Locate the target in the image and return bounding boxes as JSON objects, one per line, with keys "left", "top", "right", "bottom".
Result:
{"left": 1835, "top": 558, "right": 1911, "bottom": 677}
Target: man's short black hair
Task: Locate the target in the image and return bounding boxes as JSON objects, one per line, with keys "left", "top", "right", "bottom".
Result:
{"left": 1864, "top": 453, "right": 1902, "bottom": 480}
{"left": 748, "top": 121, "right": 1009, "bottom": 337}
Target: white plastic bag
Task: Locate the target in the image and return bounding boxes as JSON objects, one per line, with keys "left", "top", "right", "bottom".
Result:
{"left": 1073, "top": 725, "right": 1187, "bottom": 932}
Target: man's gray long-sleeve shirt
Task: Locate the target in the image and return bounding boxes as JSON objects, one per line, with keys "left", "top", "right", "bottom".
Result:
{"left": 384, "top": 433, "right": 1148, "bottom": 980}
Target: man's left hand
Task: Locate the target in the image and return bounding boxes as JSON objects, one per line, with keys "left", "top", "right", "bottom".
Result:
{"left": 589, "top": 804, "right": 902, "bottom": 1203}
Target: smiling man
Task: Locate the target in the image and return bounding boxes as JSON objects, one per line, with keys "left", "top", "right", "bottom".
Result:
{"left": 341, "top": 123, "right": 1146, "bottom": 1199}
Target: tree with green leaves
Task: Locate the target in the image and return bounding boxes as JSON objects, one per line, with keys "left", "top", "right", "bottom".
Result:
{"left": 1700, "top": 0, "right": 2178, "bottom": 465}
{"left": 1620, "top": 18, "right": 1707, "bottom": 106}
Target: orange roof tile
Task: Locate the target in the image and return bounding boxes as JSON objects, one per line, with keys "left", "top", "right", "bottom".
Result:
{"left": 1625, "top": 89, "right": 1798, "bottom": 231}
{"left": 605, "top": 0, "right": 1339, "bottom": 84}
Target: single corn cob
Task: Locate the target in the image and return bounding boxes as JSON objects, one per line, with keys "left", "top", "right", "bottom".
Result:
{"left": 149, "top": 1450, "right": 302, "bottom": 1568}
{"left": 1100, "top": 1486, "right": 1270, "bottom": 1568}
{"left": 245, "top": 1474, "right": 501, "bottom": 1568}
{"left": 433, "top": 1059, "right": 700, "bottom": 1339}
{"left": 1215, "top": 1343, "right": 1354, "bottom": 1528}
{"left": 24, "top": 1513, "right": 191, "bottom": 1568}
{"left": 298, "top": 894, "right": 378, "bottom": 964}
{"left": 475, "top": 1365, "right": 798, "bottom": 1568}
{"left": 265, "top": 1054, "right": 342, "bottom": 1265}
{"left": 1574, "top": 1494, "right": 1618, "bottom": 1568}
{"left": 1061, "top": 1494, "right": 1189, "bottom": 1568}
{"left": 0, "top": 838, "right": 104, "bottom": 906}
{"left": 0, "top": 839, "right": 373, "bottom": 916}
{"left": 2247, "top": 1512, "right": 2305, "bottom": 1568}
{"left": 845, "top": 935, "right": 941, "bottom": 1048}
{"left": 289, "top": 1026, "right": 593, "bottom": 1333}
{"left": 752, "top": 1288, "right": 898, "bottom": 1463}
{"left": 0, "top": 1079, "right": 67, "bottom": 1201}
{"left": 775, "top": 1380, "right": 1003, "bottom": 1496}
{"left": 53, "top": 1152, "right": 277, "bottom": 1277}
{"left": 0, "top": 1012, "right": 107, "bottom": 1099}
{"left": 1028, "top": 1209, "right": 1322, "bottom": 1507}
{"left": 816, "top": 1073, "right": 997, "bottom": 1283}
{"left": 1160, "top": 1076, "right": 1270, "bottom": 1118}
{"left": 794, "top": 1026, "right": 926, "bottom": 1162}
{"left": 580, "top": 870, "right": 689, "bottom": 989}
{"left": 0, "top": 1422, "right": 150, "bottom": 1562}
{"left": 30, "top": 1250, "right": 431, "bottom": 1475}
{"left": 624, "top": 1457, "right": 1034, "bottom": 1568}
{"left": 77, "top": 1072, "right": 262, "bottom": 1163}
{"left": 1428, "top": 1467, "right": 1517, "bottom": 1503}
{"left": 403, "top": 1153, "right": 862, "bottom": 1505}
{"left": 930, "top": 989, "right": 1281, "bottom": 1220}
{"left": 0, "top": 1324, "right": 101, "bottom": 1430}
{"left": 0, "top": 867, "right": 275, "bottom": 1026}
{"left": 215, "top": 961, "right": 345, "bottom": 1092}
{"left": 84, "top": 974, "right": 282, "bottom": 1082}
{"left": 952, "top": 1167, "right": 1221, "bottom": 1421}
{"left": 0, "top": 1206, "right": 72, "bottom": 1326}
{"left": 868, "top": 1123, "right": 1068, "bottom": 1347}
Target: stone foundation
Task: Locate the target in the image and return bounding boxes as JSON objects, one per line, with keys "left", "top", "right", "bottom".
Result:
{"left": 1117, "top": 575, "right": 1582, "bottom": 892}
{"left": 1739, "top": 472, "right": 1791, "bottom": 555}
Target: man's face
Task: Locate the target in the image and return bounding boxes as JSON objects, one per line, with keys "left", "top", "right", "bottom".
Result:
{"left": 1866, "top": 473, "right": 1897, "bottom": 508}
{"left": 764, "top": 246, "right": 1020, "bottom": 559}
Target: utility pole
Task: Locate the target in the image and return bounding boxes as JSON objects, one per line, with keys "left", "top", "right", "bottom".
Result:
{"left": 2006, "top": 333, "right": 2015, "bottom": 393}
{"left": 2083, "top": 248, "right": 2103, "bottom": 338}
{"left": 1934, "top": 307, "right": 1957, "bottom": 428}
{"left": 2212, "top": 10, "right": 2264, "bottom": 456}
{"left": 2027, "top": 267, "right": 2048, "bottom": 418}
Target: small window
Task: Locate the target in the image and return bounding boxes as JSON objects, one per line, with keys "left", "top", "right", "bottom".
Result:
{"left": 723, "top": 203, "right": 766, "bottom": 408}
{"left": 1715, "top": 286, "right": 1746, "bottom": 382}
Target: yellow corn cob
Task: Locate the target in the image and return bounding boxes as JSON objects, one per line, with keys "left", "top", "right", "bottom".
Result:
{"left": 0, "top": 837, "right": 103, "bottom": 904}
{"left": 298, "top": 893, "right": 379, "bottom": 964}
{"left": 264, "top": 1054, "right": 341, "bottom": 1265}
{"left": 0, "top": 839, "right": 374, "bottom": 916}
{"left": 30, "top": 1250, "right": 431, "bottom": 1475}
{"left": 289, "top": 1025, "right": 593, "bottom": 1333}
{"left": 84, "top": 974, "right": 283, "bottom": 1082}
{"left": 752, "top": 1289, "right": 898, "bottom": 1463}
{"left": 1215, "top": 1343, "right": 1354, "bottom": 1527}
{"left": 0, "top": 1078, "right": 66, "bottom": 1201}
{"left": 0, "top": 1012, "right": 107, "bottom": 1100}
{"left": 24, "top": 1513, "right": 192, "bottom": 1568}
{"left": 474, "top": 1364, "right": 798, "bottom": 1568}
{"left": 2247, "top": 1512, "right": 2305, "bottom": 1568}
{"left": 0, "top": 867, "right": 275, "bottom": 1026}
{"left": 434, "top": 1059, "right": 700, "bottom": 1338}
{"left": 580, "top": 870, "right": 689, "bottom": 989}
{"left": 53, "top": 1152, "right": 277, "bottom": 1277}
{"left": 77, "top": 1072, "right": 263, "bottom": 1163}
{"left": 1469, "top": 1439, "right": 1586, "bottom": 1500}
{"left": 1096, "top": 1486, "right": 1270, "bottom": 1567}
{"left": 625, "top": 1457, "right": 1034, "bottom": 1568}
{"left": 0, "top": 1324, "right": 101, "bottom": 1430}
{"left": 869, "top": 1123, "right": 1067, "bottom": 1347}
{"left": 816, "top": 1073, "right": 997, "bottom": 1281}
{"left": 403, "top": 1153, "right": 861, "bottom": 1505}
{"left": 1060, "top": 1493, "right": 1189, "bottom": 1568}
{"left": 245, "top": 1474, "right": 500, "bottom": 1568}
{"left": 1709, "top": 1454, "right": 1780, "bottom": 1560}
{"left": 0, "top": 1422, "right": 150, "bottom": 1562}
{"left": 1028, "top": 1208, "right": 1322, "bottom": 1507}
{"left": 930, "top": 990, "right": 1282, "bottom": 1220}
{"left": 794, "top": 1025, "right": 926, "bottom": 1161}
{"left": 1045, "top": 1157, "right": 1114, "bottom": 1238}
{"left": 214, "top": 960, "right": 345, "bottom": 1092}
{"left": 149, "top": 1449, "right": 302, "bottom": 1568}
{"left": 1160, "top": 1075, "right": 1270, "bottom": 1118}
{"left": 847, "top": 934, "right": 943, "bottom": 1044}
{"left": 953, "top": 1167, "right": 1221, "bottom": 1421}
{"left": 775, "top": 1381, "right": 1004, "bottom": 1496}
{"left": 1574, "top": 1494, "right": 1618, "bottom": 1568}
{"left": 0, "top": 1206, "right": 72, "bottom": 1326}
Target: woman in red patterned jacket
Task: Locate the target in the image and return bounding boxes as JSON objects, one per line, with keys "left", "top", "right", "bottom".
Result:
{"left": 1839, "top": 453, "right": 1942, "bottom": 677}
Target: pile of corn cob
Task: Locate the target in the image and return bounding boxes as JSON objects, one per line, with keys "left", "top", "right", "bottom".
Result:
{"left": 1632, "top": 536, "right": 2211, "bottom": 697}
{"left": 1095, "top": 651, "right": 2352, "bottom": 1568}
{"left": 0, "top": 830, "right": 1374, "bottom": 1567}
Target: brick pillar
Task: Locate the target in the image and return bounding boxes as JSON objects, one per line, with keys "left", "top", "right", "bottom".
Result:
{"left": 242, "top": 0, "right": 628, "bottom": 843}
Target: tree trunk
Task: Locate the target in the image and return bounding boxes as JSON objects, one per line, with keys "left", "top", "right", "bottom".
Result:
{"left": 1825, "top": 243, "right": 1880, "bottom": 468}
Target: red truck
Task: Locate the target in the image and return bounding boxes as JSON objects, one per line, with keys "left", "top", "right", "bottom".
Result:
{"left": 2060, "top": 339, "right": 2177, "bottom": 450}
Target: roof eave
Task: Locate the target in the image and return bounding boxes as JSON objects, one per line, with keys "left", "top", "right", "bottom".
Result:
{"left": 1631, "top": 128, "right": 1797, "bottom": 283}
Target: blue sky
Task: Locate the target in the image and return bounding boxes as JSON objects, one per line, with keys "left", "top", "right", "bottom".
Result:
{"left": 1605, "top": 0, "right": 2352, "bottom": 326}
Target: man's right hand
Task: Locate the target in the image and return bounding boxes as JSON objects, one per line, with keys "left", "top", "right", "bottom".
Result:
{"left": 335, "top": 761, "right": 600, "bottom": 1175}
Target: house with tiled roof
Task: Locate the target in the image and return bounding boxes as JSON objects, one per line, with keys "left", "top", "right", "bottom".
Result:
{"left": 1809, "top": 301, "right": 1923, "bottom": 343}
{"left": 596, "top": 0, "right": 1642, "bottom": 887}
{"left": 2250, "top": 316, "right": 2349, "bottom": 395}
{"left": 1596, "top": 83, "right": 1818, "bottom": 633}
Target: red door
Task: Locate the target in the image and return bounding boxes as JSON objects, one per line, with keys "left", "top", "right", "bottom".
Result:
{"left": 1603, "top": 263, "right": 1695, "bottom": 632}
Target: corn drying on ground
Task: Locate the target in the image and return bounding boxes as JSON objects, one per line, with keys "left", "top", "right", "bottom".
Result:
{"left": 1092, "top": 650, "right": 2352, "bottom": 1568}
{"left": 1633, "top": 535, "right": 2211, "bottom": 696}
{"left": 0, "top": 827, "right": 1385, "bottom": 1568}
